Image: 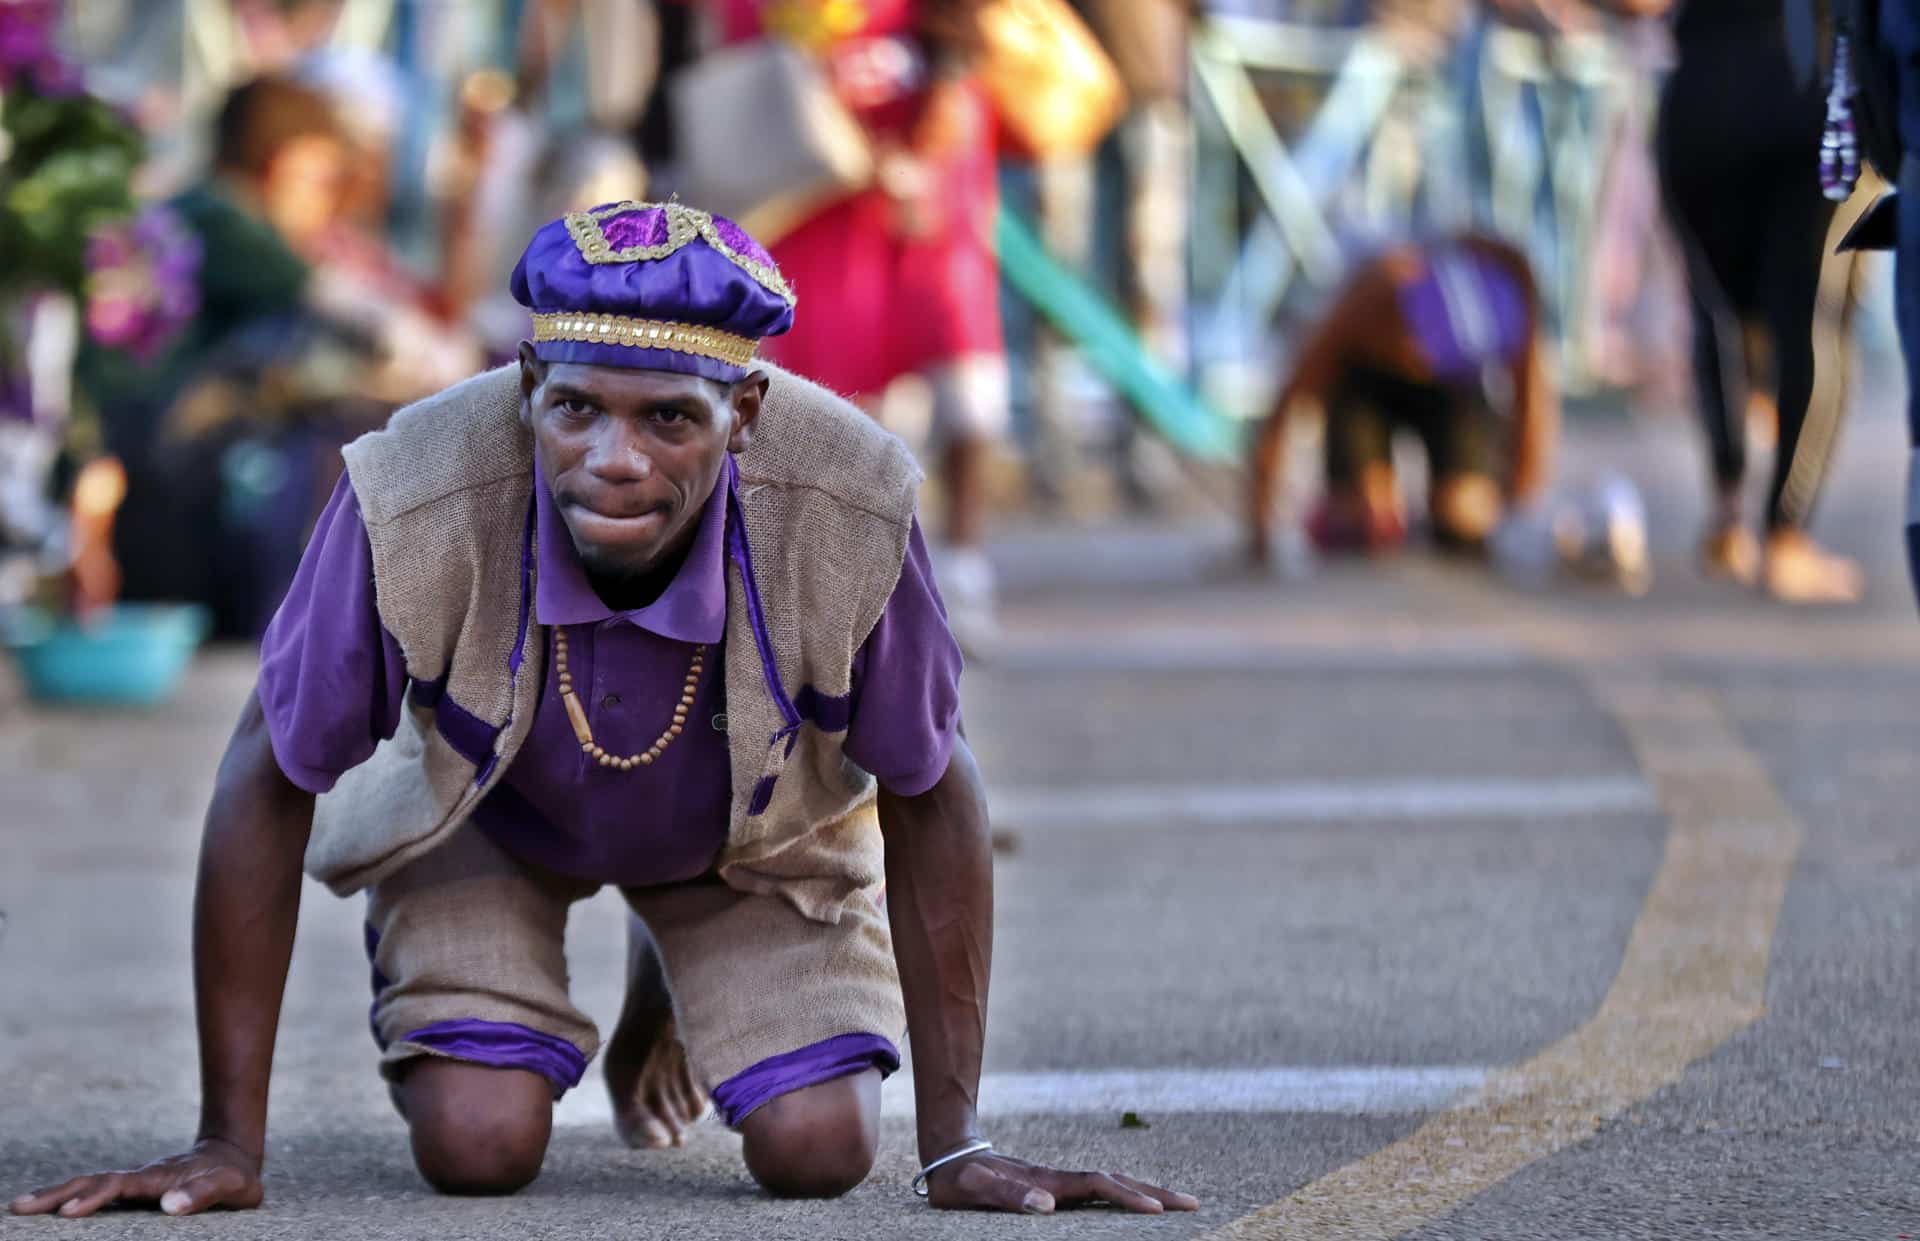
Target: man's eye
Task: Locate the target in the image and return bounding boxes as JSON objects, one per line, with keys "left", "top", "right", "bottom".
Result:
{"left": 556, "top": 399, "right": 595, "bottom": 418}
{"left": 652, "top": 407, "right": 688, "bottom": 425}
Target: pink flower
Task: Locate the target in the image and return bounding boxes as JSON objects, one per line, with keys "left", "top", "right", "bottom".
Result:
{"left": 83, "top": 205, "right": 203, "bottom": 361}
{"left": 0, "top": 0, "right": 68, "bottom": 93}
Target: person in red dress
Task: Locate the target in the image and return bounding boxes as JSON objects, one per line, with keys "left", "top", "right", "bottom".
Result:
{"left": 711, "top": 0, "right": 1008, "bottom": 642}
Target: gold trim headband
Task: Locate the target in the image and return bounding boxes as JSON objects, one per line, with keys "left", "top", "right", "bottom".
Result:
{"left": 531, "top": 312, "right": 760, "bottom": 370}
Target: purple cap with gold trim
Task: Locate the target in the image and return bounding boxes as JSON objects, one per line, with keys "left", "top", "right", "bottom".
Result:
{"left": 510, "top": 200, "right": 796, "bottom": 384}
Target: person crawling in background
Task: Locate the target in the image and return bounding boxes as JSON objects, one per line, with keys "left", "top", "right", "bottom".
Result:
{"left": 1246, "top": 235, "right": 1559, "bottom": 564}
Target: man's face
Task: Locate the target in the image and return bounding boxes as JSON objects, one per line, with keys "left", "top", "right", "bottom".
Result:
{"left": 520, "top": 349, "right": 764, "bottom": 583}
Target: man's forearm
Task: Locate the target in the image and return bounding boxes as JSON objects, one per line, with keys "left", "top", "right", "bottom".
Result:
{"left": 878, "top": 738, "right": 994, "bottom": 1160}
{"left": 191, "top": 692, "right": 315, "bottom": 1163}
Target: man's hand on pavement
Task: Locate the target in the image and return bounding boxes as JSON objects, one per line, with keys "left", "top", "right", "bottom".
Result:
{"left": 9, "top": 1138, "right": 263, "bottom": 1218}
{"left": 924, "top": 1150, "right": 1198, "bottom": 1215}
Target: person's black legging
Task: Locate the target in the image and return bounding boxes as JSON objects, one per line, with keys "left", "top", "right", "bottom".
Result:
{"left": 1657, "top": 7, "right": 1854, "bottom": 532}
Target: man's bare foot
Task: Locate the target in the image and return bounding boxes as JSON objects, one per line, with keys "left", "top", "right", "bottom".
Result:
{"left": 1762, "top": 529, "right": 1864, "bottom": 604}
{"left": 1699, "top": 523, "right": 1760, "bottom": 586}
{"left": 605, "top": 916, "right": 708, "bottom": 1149}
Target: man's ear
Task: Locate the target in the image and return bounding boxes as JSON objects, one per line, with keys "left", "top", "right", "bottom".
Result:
{"left": 727, "top": 371, "right": 771, "bottom": 454}
{"left": 517, "top": 341, "right": 544, "bottom": 428}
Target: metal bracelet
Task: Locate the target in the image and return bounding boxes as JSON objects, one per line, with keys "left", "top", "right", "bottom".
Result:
{"left": 911, "top": 1139, "right": 995, "bottom": 1197}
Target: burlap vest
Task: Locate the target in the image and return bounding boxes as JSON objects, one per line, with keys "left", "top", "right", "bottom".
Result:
{"left": 303, "top": 364, "right": 923, "bottom": 925}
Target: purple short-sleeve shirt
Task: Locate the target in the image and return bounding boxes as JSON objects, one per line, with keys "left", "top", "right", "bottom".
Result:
{"left": 259, "top": 464, "right": 962, "bottom": 889}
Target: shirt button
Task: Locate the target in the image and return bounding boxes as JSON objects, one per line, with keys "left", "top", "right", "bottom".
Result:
{"left": 603, "top": 694, "right": 621, "bottom": 707}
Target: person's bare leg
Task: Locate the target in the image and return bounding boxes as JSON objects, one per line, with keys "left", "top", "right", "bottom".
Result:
{"left": 943, "top": 434, "right": 988, "bottom": 550}
{"left": 739, "top": 1069, "right": 882, "bottom": 1199}
{"left": 394, "top": 1060, "right": 552, "bottom": 1195}
{"left": 1358, "top": 463, "right": 1404, "bottom": 530}
{"left": 1247, "top": 409, "right": 1286, "bottom": 564}
{"left": 605, "top": 912, "right": 708, "bottom": 1148}
{"left": 1700, "top": 479, "right": 1760, "bottom": 584}
{"left": 936, "top": 429, "right": 1000, "bottom": 655}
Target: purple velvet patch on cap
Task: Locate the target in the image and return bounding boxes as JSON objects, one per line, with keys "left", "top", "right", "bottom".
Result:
{"left": 709, "top": 214, "right": 779, "bottom": 273}
{"left": 600, "top": 206, "right": 669, "bottom": 250}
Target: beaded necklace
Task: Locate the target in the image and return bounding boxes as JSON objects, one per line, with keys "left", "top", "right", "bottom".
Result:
{"left": 554, "top": 626, "right": 706, "bottom": 770}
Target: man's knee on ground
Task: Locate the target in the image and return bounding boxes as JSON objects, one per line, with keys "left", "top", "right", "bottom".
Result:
{"left": 740, "top": 1071, "right": 881, "bottom": 1199}
{"left": 397, "top": 1060, "right": 554, "bottom": 1196}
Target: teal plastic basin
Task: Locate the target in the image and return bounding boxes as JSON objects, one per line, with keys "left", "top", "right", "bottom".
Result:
{"left": 5, "top": 604, "right": 211, "bottom": 706}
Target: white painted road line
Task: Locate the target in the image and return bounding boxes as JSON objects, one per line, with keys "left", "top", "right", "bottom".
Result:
{"left": 991, "top": 776, "right": 1657, "bottom": 828}
{"left": 556, "top": 1067, "right": 1491, "bottom": 1127}
{"left": 991, "top": 636, "right": 1534, "bottom": 673}
{"left": 889, "top": 1067, "right": 1491, "bottom": 1119}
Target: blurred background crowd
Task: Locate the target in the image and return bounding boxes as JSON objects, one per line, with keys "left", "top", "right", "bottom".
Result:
{"left": 0, "top": 0, "right": 1892, "bottom": 659}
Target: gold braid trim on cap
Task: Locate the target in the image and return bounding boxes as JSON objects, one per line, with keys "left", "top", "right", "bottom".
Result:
{"left": 562, "top": 201, "right": 797, "bottom": 307}
{"left": 564, "top": 200, "right": 698, "bottom": 265}
{"left": 531, "top": 313, "right": 760, "bottom": 369}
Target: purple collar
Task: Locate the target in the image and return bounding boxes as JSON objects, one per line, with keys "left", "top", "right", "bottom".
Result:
{"left": 531, "top": 453, "right": 730, "bottom": 643}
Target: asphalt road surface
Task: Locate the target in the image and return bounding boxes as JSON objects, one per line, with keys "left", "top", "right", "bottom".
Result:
{"left": 4, "top": 402, "right": 1919, "bottom": 1239}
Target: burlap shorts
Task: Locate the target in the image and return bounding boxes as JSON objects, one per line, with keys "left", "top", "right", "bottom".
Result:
{"left": 362, "top": 824, "right": 905, "bottom": 1112}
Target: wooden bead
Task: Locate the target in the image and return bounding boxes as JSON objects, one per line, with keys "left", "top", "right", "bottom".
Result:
{"left": 552, "top": 630, "right": 705, "bottom": 774}
{"left": 562, "top": 692, "right": 594, "bottom": 745}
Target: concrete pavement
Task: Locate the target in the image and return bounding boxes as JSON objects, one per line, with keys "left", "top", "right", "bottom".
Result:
{"left": 4, "top": 397, "right": 1920, "bottom": 1238}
